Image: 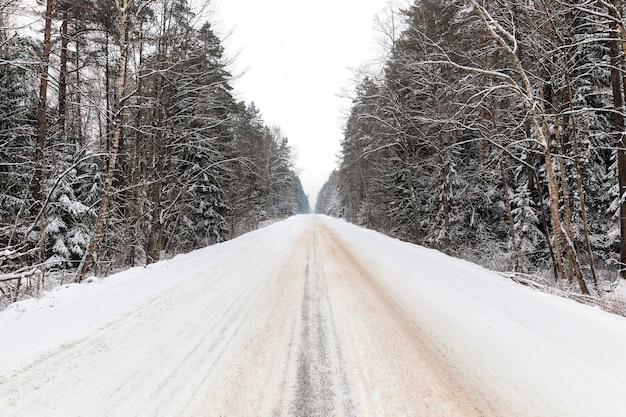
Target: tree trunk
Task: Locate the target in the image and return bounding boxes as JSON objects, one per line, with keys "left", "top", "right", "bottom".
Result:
{"left": 75, "top": 40, "right": 83, "bottom": 146}
{"left": 58, "top": 7, "right": 68, "bottom": 133}
{"left": 570, "top": 117, "right": 598, "bottom": 285}
{"left": 554, "top": 121, "right": 589, "bottom": 294}
{"left": 146, "top": 80, "right": 165, "bottom": 264}
{"left": 471, "top": 1, "right": 567, "bottom": 282}
{"left": 532, "top": 116, "right": 566, "bottom": 283}
{"left": 32, "top": 0, "right": 54, "bottom": 284}
{"left": 440, "top": 152, "right": 450, "bottom": 254}
{"left": 146, "top": 158, "right": 164, "bottom": 264}
{"left": 538, "top": 117, "right": 588, "bottom": 294}
{"left": 77, "top": 0, "right": 132, "bottom": 281}
{"left": 439, "top": 136, "right": 450, "bottom": 255}
{"left": 404, "top": 146, "right": 420, "bottom": 245}
{"left": 562, "top": 26, "right": 599, "bottom": 286}
{"left": 34, "top": 0, "right": 53, "bottom": 202}
{"left": 127, "top": 22, "right": 144, "bottom": 267}
{"left": 525, "top": 140, "right": 558, "bottom": 280}
{"left": 103, "top": 36, "right": 111, "bottom": 150}
{"left": 549, "top": 49, "right": 592, "bottom": 291}
{"left": 500, "top": 160, "right": 520, "bottom": 271}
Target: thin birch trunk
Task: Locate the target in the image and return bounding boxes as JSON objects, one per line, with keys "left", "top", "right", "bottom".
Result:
{"left": 77, "top": 0, "right": 132, "bottom": 281}
{"left": 470, "top": 0, "right": 576, "bottom": 284}
{"left": 553, "top": 120, "right": 589, "bottom": 294}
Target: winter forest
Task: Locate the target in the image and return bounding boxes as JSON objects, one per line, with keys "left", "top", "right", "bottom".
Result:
{"left": 4, "top": 0, "right": 626, "bottom": 311}
{"left": 0, "top": 0, "right": 309, "bottom": 305}
{"left": 317, "top": 0, "right": 626, "bottom": 304}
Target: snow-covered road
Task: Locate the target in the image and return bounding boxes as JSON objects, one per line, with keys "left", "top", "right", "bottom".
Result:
{"left": 1, "top": 215, "right": 626, "bottom": 416}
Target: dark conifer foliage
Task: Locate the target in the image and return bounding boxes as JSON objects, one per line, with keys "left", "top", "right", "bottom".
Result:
{"left": 0, "top": 0, "right": 306, "bottom": 303}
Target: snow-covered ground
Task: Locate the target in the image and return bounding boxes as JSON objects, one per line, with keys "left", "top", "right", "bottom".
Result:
{"left": 0, "top": 215, "right": 625, "bottom": 416}
{"left": 328, "top": 217, "right": 626, "bottom": 416}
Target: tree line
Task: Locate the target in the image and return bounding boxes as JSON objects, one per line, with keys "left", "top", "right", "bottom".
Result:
{"left": 317, "top": 0, "right": 626, "bottom": 295}
{"left": 0, "top": 0, "right": 309, "bottom": 305}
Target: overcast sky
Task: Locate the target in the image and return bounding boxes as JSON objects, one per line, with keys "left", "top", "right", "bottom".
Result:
{"left": 212, "top": 0, "right": 398, "bottom": 208}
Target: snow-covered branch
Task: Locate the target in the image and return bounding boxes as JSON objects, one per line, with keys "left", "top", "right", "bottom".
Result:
{"left": 0, "top": 267, "right": 42, "bottom": 282}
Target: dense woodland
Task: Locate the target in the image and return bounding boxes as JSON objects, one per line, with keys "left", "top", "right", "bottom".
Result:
{"left": 0, "top": 0, "right": 309, "bottom": 305}
{"left": 317, "top": 0, "right": 626, "bottom": 296}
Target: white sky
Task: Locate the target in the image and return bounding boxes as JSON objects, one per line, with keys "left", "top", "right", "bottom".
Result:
{"left": 211, "top": 0, "right": 397, "bottom": 208}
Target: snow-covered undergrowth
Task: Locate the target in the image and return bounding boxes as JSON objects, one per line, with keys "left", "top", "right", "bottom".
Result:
{"left": 498, "top": 270, "right": 626, "bottom": 317}
{"left": 451, "top": 239, "right": 626, "bottom": 317}
{"left": 0, "top": 270, "right": 72, "bottom": 311}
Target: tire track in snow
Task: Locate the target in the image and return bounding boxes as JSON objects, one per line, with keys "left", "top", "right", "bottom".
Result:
{"left": 197, "top": 220, "right": 355, "bottom": 417}
{"left": 289, "top": 223, "right": 355, "bottom": 417}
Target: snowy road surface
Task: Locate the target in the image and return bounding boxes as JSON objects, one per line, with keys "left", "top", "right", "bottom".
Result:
{"left": 1, "top": 215, "right": 626, "bottom": 416}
